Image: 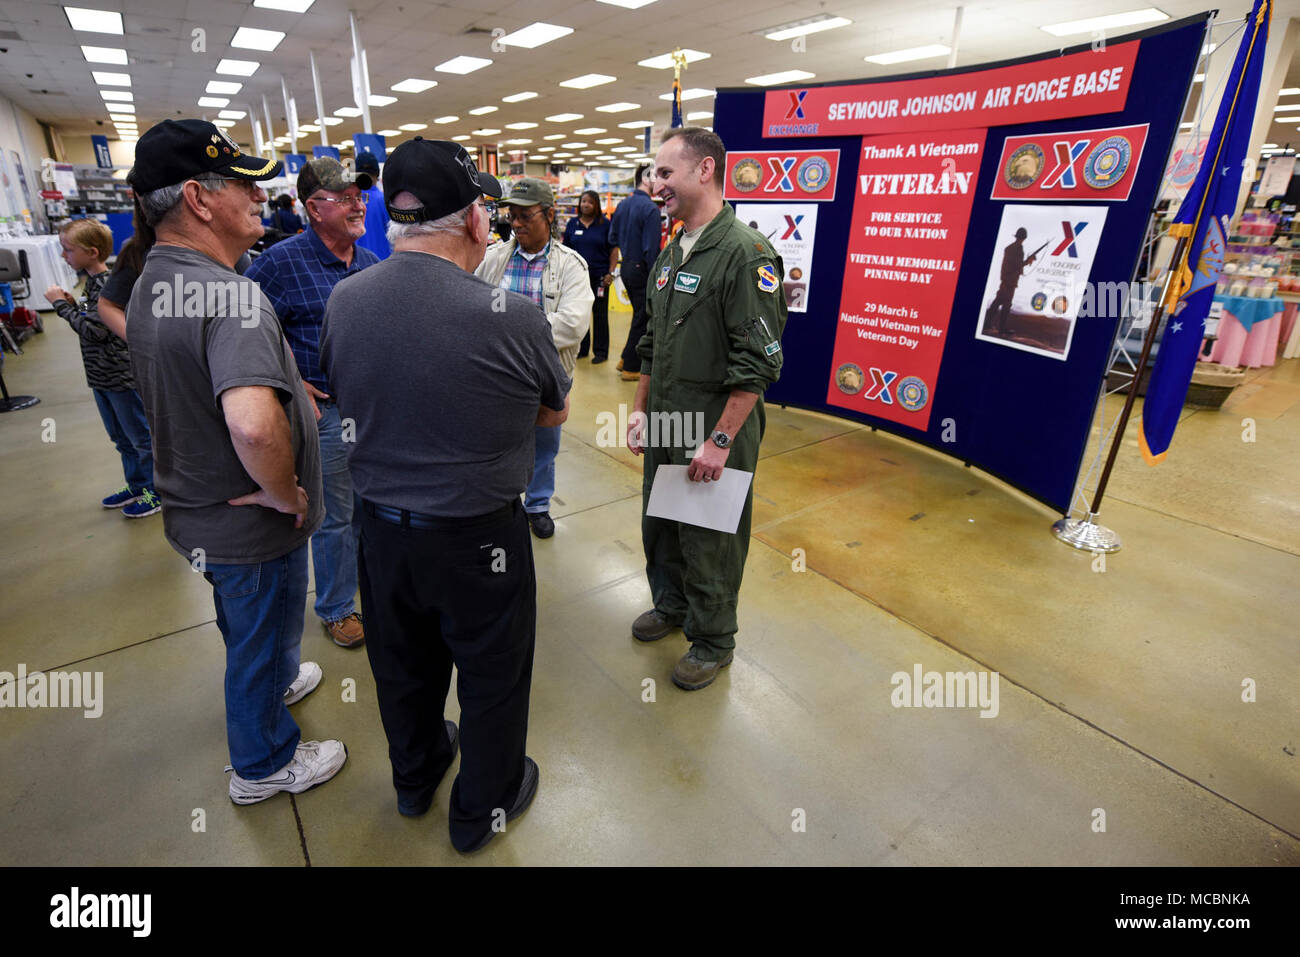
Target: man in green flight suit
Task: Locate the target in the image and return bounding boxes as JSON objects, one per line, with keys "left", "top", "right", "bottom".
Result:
{"left": 626, "top": 126, "right": 787, "bottom": 691}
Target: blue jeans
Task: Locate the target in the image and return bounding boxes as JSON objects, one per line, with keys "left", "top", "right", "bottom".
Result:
{"left": 92, "top": 388, "right": 154, "bottom": 493}
{"left": 204, "top": 544, "right": 308, "bottom": 779}
{"left": 525, "top": 425, "right": 561, "bottom": 514}
{"left": 312, "top": 403, "right": 360, "bottom": 622}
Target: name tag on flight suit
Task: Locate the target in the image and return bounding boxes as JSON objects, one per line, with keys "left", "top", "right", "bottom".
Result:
{"left": 673, "top": 272, "right": 701, "bottom": 294}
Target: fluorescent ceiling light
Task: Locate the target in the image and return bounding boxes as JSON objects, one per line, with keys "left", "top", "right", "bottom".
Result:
{"left": 560, "top": 74, "right": 616, "bottom": 89}
{"left": 574, "top": 127, "right": 606, "bottom": 135}
{"left": 377, "top": 129, "right": 401, "bottom": 136}
{"left": 528, "top": 155, "right": 547, "bottom": 160}
{"left": 1193, "top": 73, "right": 1205, "bottom": 83}
{"left": 1202, "top": 43, "right": 1217, "bottom": 55}
{"left": 1262, "top": 143, "right": 1278, "bottom": 148}
{"left": 114, "top": 123, "right": 137, "bottom": 131}
{"left": 434, "top": 115, "right": 458, "bottom": 124}
{"left": 100, "top": 90, "right": 133, "bottom": 101}
{"left": 506, "top": 121, "right": 538, "bottom": 129}
{"left": 617, "top": 119, "right": 653, "bottom": 128}
{"left": 503, "top": 91, "right": 538, "bottom": 103}
{"left": 212, "top": 120, "right": 237, "bottom": 129}
{"left": 580, "top": 150, "right": 601, "bottom": 155}
{"left": 320, "top": 117, "right": 342, "bottom": 126}
{"left": 334, "top": 106, "right": 363, "bottom": 117}
{"left": 231, "top": 27, "right": 284, "bottom": 51}
{"left": 399, "top": 123, "right": 428, "bottom": 131}
{"left": 216, "top": 59, "right": 260, "bottom": 76}
{"left": 81, "top": 46, "right": 128, "bottom": 64}
{"left": 595, "top": 137, "right": 622, "bottom": 144}
{"left": 297, "top": 124, "right": 320, "bottom": 132}
{"left": 109, "top": 113, "right": 135, "bottom": 123}
{"left": 659, "top": 88, "right": 714, "bottom": 102}
{"left": 744, "top": 70, "right": 815, "bottom": 85}
{"left": 107, "top": 102, "right": 134, "bottom": 112}
{"left": 1041, "top": 8, "right": 1168, "bottom": 37}
{"left": 472, "top": 128, "right": 501, "bottom": 135}
{"left": 1280, "top": 88, "right": 1300, "bottom": 96}
{"left": 546, "top": 113, "right": 584, "bottom": 122}
{"left": 93, "top": 71, "right": 130, "bottom": 86}
{"left": 544, "top": 134, "right": 566, "bottom": 140}
{"left": 763, "top": 15, "right": 851, "bottom": 41}
{"left": 452, "top": 135, "right": 471, "bottom": 141}
{"left": 206, "top": 80, "right": 242, "bottom": 95}
{"left": 368, "top": 94, "right": 397, "bottom": 106}
{"left": 391, "top": 78, "right": 437, "bottom": 93}
{"left": 505, "top": 138, "right": 532, "bottom": 145}
{"left": 1179, "top": 122, "right": 1193, "bottom": 129}
{"left": 498, "top": 22, "right": 573, "bottom": 48}
{"left": 562, "top": 142, "right": 587, "bottom": 148}
{"left": 638, "top": 49, "right": 709, "bottom": 69}
{"left": 1273, "top": 104, "right": 1300, "bottom": 112}
{"left": 338, "top": 140, "right": 353, "bottom": 148}
{"left": 687, "top": 111, "right": 712, "bottom": 120}
{"left": 469, "top": 106, "right": 498, "bottom": 115}
{"left": 864, "top": 44, "right": 951, "bottom": 65}
{"left": 253, "top": 0, "right": 317, "bottom": 11}
{"left": 437, "top": 56, "right": 492, "bottom": 74}
{"left": 611, "top": 146, "right": 636, "bottom": 152}
{"left": 219, "top": 110, "right": 247, "bottom": 119}
{"left": 65, "top": 7, "right": 124, "bottom": 34}
{"left": 537, "top": 147, "right": 556, "bottom": 152}
{"left": 197, "top": 97, "right": 229, "bottom": 108}
{"left": 595, "top": 102, "right": 639, "bottom": 113}
{"left": 595, "top": 0, "right": 657, "bottom": 7}
{"left": 552, "top": 152, "right": 574, "bottom": 158}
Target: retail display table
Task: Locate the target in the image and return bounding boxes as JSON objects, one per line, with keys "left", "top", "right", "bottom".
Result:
{"left": 1203, "top": 293, "right": 1283, "bottom": 368}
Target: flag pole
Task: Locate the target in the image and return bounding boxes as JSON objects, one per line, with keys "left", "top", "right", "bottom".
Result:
{"left": 1051, "top": 233, "right": 1191, "bottom": 552}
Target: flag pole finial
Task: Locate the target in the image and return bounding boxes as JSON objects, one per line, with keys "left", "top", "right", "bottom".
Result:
{"left": 671, "top": 49, "right": 687, "bottom": 82}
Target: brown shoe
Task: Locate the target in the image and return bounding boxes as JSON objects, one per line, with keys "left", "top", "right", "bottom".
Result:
{"left": 620, "top": 370, "right": 641, "bottom": 381}
{"left": 672, "top": 646, "right": 733, "bottom": 691}
{"left": 323, "top": 612, "right": 365, "bottom": 648}
{"left": 616, "top": 358, "right": 624, "bottom": 371}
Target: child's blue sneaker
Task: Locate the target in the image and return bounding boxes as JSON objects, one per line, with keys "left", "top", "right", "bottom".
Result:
{"left": 102, "top": 486, "right": 140, "bottom": 509}
{"left": 122, "top": 489, "right": 161, "bottom": 518}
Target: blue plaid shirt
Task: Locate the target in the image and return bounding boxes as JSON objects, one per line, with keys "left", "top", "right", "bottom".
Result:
{"left": 498, "top": 239, "right": 550, "bottom": 308}
{"left": 245, "top": 226, "right": 380, "bottom": 392}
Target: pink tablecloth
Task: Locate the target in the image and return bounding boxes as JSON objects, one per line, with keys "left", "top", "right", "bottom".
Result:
{"left": 1282, "top": 301, "right": 1298, "bottom": 347}
{"left": 1206, "top": 308, "right": 1281, "bottom": 367}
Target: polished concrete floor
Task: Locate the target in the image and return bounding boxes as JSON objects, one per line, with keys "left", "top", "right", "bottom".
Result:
{"left": 0, "top": 301, "right": 1296, "bottom": 866}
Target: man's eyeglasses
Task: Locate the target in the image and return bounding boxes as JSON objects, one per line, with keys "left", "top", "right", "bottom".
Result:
{"left": 312, "top": 193, "right": 369, "bottom": 208}
{"left": 506, "top": 206, "right": 544, "bottom": 223}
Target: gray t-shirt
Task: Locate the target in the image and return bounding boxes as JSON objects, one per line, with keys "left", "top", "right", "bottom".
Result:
{"left": 320, "top": 250, "right": 571, "bottom": 517}
{"left": 127, "top": 244, "right": 324, "bottom": 564}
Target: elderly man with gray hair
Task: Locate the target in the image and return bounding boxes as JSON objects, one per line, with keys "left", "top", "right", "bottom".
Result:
{"left": 320, "top": 138, "right": 570, "bottom": 853}
{"left": 125, "top": 119, "right": 347, "bottom": 804}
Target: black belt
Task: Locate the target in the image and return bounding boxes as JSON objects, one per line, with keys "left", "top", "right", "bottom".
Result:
{"left": 361, "top": 498, "right": 515, "bottom": 530}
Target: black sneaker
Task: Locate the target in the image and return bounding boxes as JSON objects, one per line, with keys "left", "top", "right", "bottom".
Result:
{"left": 398, "top": 720, "right": 459, "bottom": 817}
{"left": 526, "top": 511, "right": 555, "bottom": 538}
{"left": 456, "top": 757, "right": 539, "bottom": 853}
{"left": 592, "top": 355, "right": 608, "bottom": 364}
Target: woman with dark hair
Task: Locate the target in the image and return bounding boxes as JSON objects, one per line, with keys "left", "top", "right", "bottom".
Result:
{"left": 95, "top": 197, "right": 156, "bottom": 342}
{"left": 270, "top": 193, "right": 303, "bottom": 234}
{"left": 563, "top": 189, "right": 615, "bottom": 362}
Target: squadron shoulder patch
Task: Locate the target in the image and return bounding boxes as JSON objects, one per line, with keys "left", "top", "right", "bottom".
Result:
{"left": 756, "top": 264, "right": 778, "bottom": 294}
{"left": 656, "top": 264, "right": 672, "bottom": 290}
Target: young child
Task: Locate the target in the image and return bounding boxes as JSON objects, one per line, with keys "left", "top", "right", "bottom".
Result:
{"left": 44, "top": 219, "right": 160, "bottom": 518}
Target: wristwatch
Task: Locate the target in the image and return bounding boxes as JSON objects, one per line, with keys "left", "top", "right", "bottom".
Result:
{"left": 710, "top": 429, "right": 732, "bottom": 449}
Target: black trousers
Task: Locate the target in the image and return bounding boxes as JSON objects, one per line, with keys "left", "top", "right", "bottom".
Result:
{"left": 358, "top": 498, "right": 536, "bottom": 851}
{"left": 619, "top": 261, "right": 650, "bottom": 373}
{"left": 578, "top": 270, "right": 610, "bottom": 359}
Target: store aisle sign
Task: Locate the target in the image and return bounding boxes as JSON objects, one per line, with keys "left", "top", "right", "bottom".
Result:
{"left": 723, "top": 150, "right": 839, "bottom": 201}
{"left": 284, "top": 154, "right": 308, "bottom": 176}
{"left": 91, "top": 135, "right": 112, "bottom": 169}
{"left": 312, "top": 145, "right": 340, "bottom": 161}
{"left": 763, "top": 41, "right": 1137, "bottom": 138}
{"left": 990, "top": 124, "right": 1149, "bottom": 202}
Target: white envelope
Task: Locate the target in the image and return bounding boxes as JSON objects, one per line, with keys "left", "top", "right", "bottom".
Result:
{"left": 645, "top": 465, "right": 754, "bottom": 534}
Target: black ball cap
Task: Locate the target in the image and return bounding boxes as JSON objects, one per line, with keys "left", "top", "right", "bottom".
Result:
{"left": 127, "top": 119, "right": 282, "bottom": 194}
{"left": 382, "top": 137, "right": 502, "bottom": 224}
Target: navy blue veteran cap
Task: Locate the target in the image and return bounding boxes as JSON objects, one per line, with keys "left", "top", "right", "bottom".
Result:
{"left": 382, "top": 137, "right": 502, "bottom": 223}
{"left": 127, "top": 119, "right": 281, "bottom": 194}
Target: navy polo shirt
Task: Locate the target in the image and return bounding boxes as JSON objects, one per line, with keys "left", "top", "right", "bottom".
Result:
{"left": 563, "top": 215, "right": 613, "bottom": 275}
{"left": 609, "top": 190, "right": 661, "bottom": 269}
{"left": 245, "top": 226, "right": 380, "bottom": 393}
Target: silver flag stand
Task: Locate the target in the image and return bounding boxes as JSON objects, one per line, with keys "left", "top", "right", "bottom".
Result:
{"left": 1052, "top": 512, "right": 1122, "bottom": 552}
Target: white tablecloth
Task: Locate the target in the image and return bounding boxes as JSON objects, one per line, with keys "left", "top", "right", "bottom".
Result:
{"left": 0, "top": 236, "right": 77, "bottom": 301}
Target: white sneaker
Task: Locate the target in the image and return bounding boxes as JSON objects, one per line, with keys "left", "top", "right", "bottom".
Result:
{"left": 283, "top": 661, "right": 323, "bottom": 705}
{"left": 226, "top": 739, "right": 347, "bottom": 805}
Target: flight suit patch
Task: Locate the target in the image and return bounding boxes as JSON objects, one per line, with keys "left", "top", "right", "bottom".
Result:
{"left": 673, "top": 272, "right": 701, "bottom": 294}
{"left": 656, "top": 264, "right": 671, "bottom": 290}
{"left": 756, "top": 264, "right": 778, "bottom": 294}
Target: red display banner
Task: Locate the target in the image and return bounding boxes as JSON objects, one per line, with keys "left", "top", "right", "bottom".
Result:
{"left": 989, "top": 123, "right": 1149, "bottom": 201}
{"left": 763, "top": 41, "right": 1136, "bottom": 138}
{"left": 722, "top": 149, "right": 840, "bottom": 201}
{"left": 826, "top": 129, "right": 987, "bottom": 430}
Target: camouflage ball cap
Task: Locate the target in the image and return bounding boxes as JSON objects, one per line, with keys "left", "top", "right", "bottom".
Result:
{"left": 503, "top": 178, "right": 554, "bottom": 206}
{"left": 298, "top": 157, "right": 373, "bottom": 200}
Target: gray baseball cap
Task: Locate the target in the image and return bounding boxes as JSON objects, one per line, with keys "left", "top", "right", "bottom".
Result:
{"left": 298, "top": 156, "right": 373, "bottom": 200}
{"left": 501, "top": 177, "right": 554, "bottom": 206}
